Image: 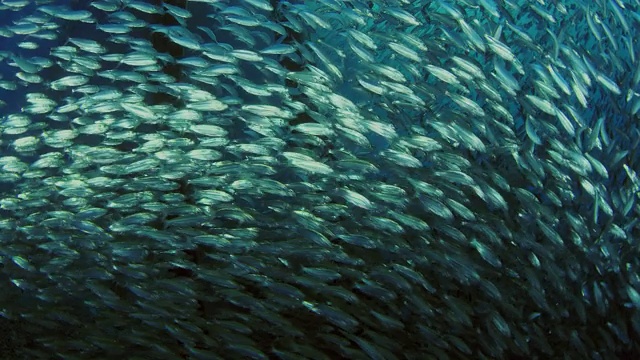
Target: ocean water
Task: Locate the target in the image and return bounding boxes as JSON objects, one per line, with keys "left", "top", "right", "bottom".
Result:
{"left": 0, "top": 0, "right": 639, "bottom": 359}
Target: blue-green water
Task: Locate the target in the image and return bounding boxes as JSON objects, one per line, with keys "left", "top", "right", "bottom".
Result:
{"left": 0, "top": 0, "right": 639, "bottom": 358}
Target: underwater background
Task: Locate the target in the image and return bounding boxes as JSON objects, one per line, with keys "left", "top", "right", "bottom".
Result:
{"left": 0, "top": 0, "right": 639, "bottom": 358}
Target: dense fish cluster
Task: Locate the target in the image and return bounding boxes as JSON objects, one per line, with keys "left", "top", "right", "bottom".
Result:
{"left": 0, "top": 0, "right": 639, "bottom": 358}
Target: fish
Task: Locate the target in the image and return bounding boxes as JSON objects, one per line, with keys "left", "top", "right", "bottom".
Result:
{"left": 0, "top": 0, "right": 638, "bottom": 359}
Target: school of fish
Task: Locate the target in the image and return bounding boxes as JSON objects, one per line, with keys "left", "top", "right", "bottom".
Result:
{"left": 0, "top": 0, "right": 639, "bottom": 358}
